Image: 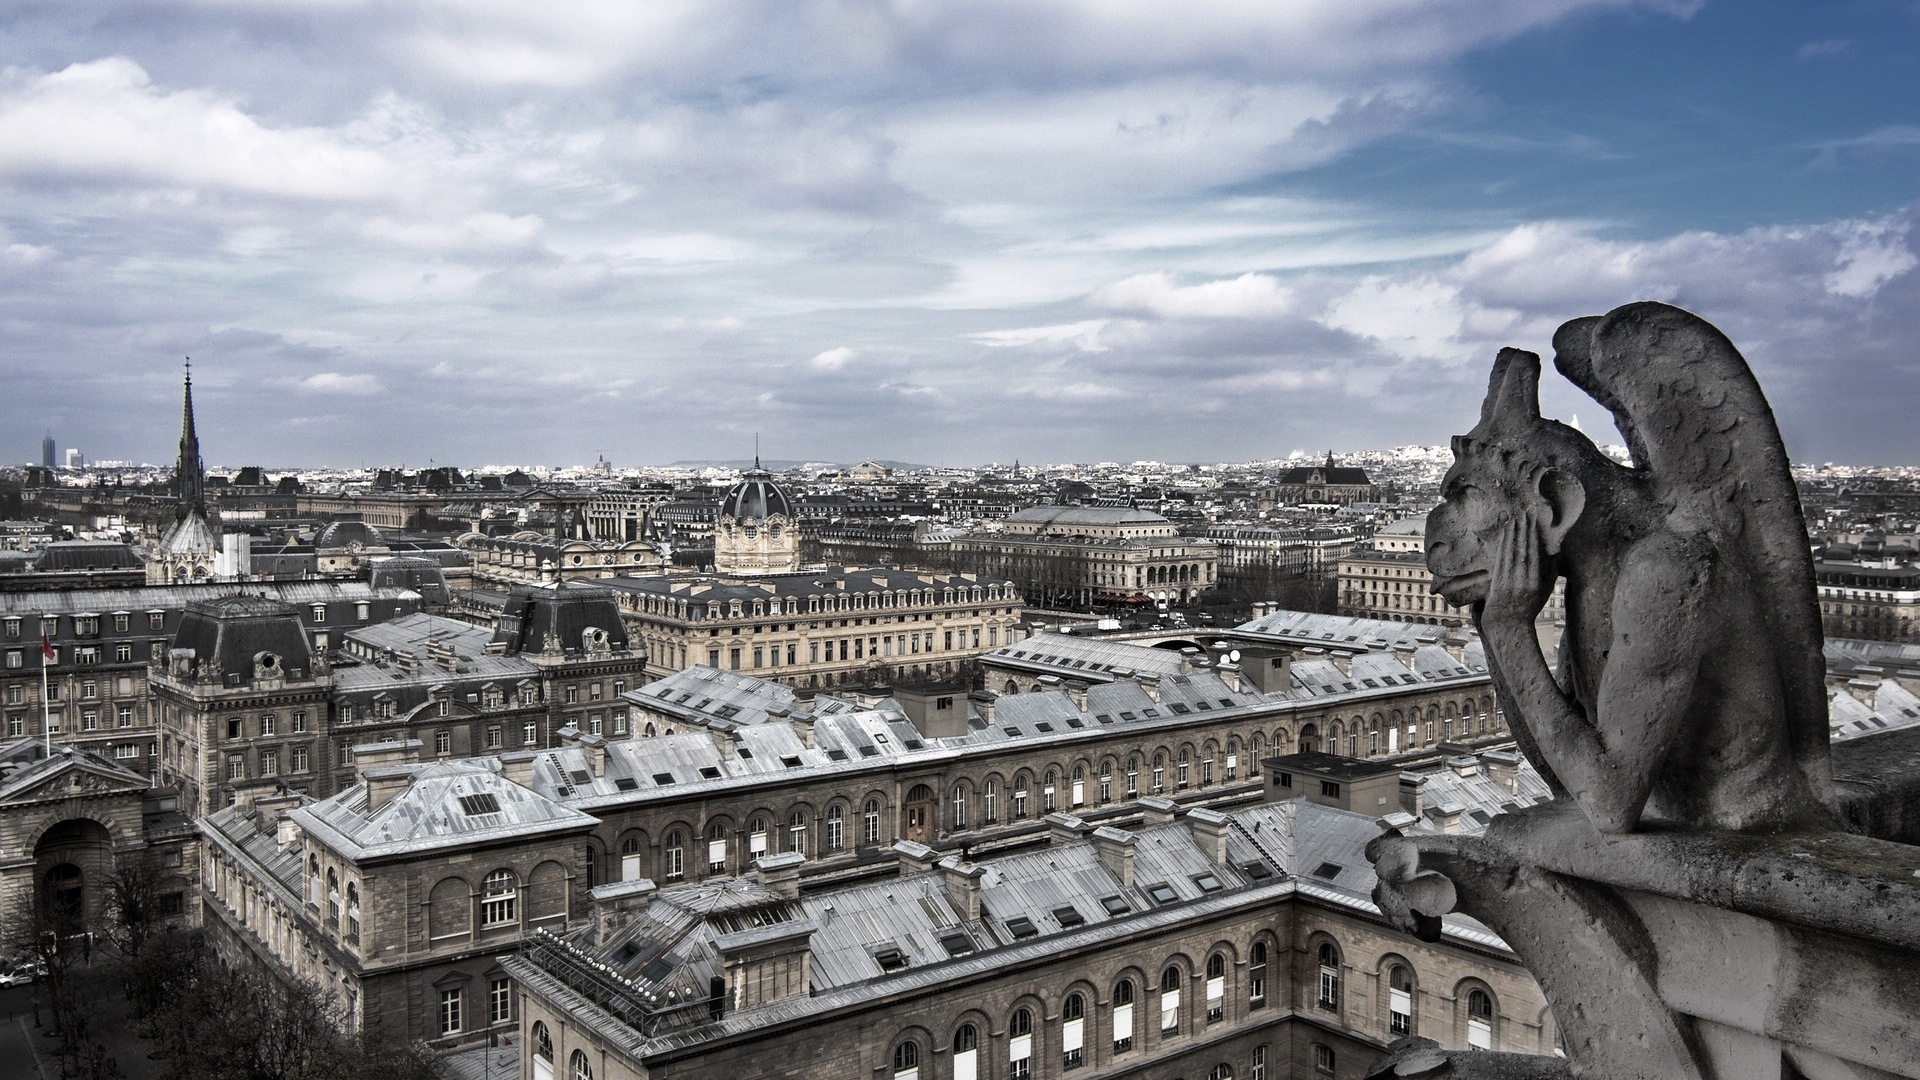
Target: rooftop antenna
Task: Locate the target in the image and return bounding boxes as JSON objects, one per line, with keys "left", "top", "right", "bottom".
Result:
{"left": 754, "top": 433, "right": 761, "bottom": 470}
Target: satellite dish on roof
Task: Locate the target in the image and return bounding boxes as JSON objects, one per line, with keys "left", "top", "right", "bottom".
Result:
{"left": 1228, "top": 650, "right": 1241, "bottom": 663}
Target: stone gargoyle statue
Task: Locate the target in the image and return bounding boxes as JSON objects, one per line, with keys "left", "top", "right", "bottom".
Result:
{"left": 1363, "top": 303, "right": 1887, "bottom": 1080}
{"left": 1426, "top": 300, "right": 1832, "bottom": 834}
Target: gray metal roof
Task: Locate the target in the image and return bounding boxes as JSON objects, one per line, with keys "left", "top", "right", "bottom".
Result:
{"left": 986, "top": 634, "right": 1189, "bottom": 681}
{"left": 292, "top": 761, "right": 598, "bottom": 861}
{"left": 0, "top": 580, "right": 417, "bottom": 616}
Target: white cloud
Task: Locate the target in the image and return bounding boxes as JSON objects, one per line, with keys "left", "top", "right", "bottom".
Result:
{"left": 298, "top": 372, "right": 382, "bottom": 395}
{"left": 969, "top": 320, "right": 1112, "bottom": 352}
{"left": 810, "top": 346, "right": 855, "bottom": 370}
{"left": 1826, "top": 219, "right": 1918, "bottom": 298}
{"left": 363, "top": 212, "right": 545, "bottom": 252}
{"left": 1094, "top": 271, "right": 1294, "bottom": 318}
{"left": 0, "top": 58, "right": 400, "bottom": 199}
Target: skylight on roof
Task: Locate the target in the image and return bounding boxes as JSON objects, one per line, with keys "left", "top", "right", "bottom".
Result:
{"left": 939, "top": 931, "right": 975, "bottom": 956}
{"left": 781, "top": 755, "right": 802, "bottom": 768}
{"left": 1312, "top": 862, "right": 1342, "bottom": 880}
{"left": 1053, "top": 905, "right": 1085, "bottom": 928}
{"left": 1005, "top": 915, "right": 1039, "bottom": 939}
{"left": 613, "top": 777, "right": 638, "bottom": 791}
{"left": 456, "top": 793, "right": 501, "bottom": 816}
{"left": 699, "top": 766, "right": 721, "bottom": 779}
{"left": 652, "top": 773, "right": 676, "bottom": 785}
{"left": 1100, "top": 895, "right": 1130, "bottom": 916}
{"left": 1144, "top": 883, "right": 1178, "bottom": 905}
{"left": 1192, "top": 873, "right": 1223, "bottom": 894}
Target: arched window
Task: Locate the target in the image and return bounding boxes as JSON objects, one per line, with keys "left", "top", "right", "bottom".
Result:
{"left": 620, "top": 834, "right": 644, "bottom": 881}
{"left": 892, "top": 1041, "right": 920, "bottom": 1080}
{"left": 327, "top": 867, "right": 340, "bottom": 924}
{"left": 1386, "top": 964, "right": 1415, "bottom": 1035}
{"left": 1114, "top": 978, "right": 1137, "bottom": 1052}
{"left": 482, "top": 869, "right": 517, "bottom": 926}
{"left": 1248, "top": 942, "right": 1268, "bottom": 1006}
{"left": 1176, "top": 748, "right": 1190, "bottom": 787}
{"left": 954, "top": 1024, "right": 980, "bottom": 1080}
{"left": 1062, "top": 992, "right": 1087, "bottom": 1068}
{"left": 1070, "top": 764, "right": 1085, "bottom": 806}
{"left": 306, "top": 854, "right": 321, "bottom": 909}
{"left": 345, "top": 882, "right": 360, "bottom": 945}
{"left": 1098, "top": 763, "right": 1112, "bottom": 803}
{"left": 532, "top": 1022, "right": 554, "bottom": 1080}
{"left": 664, "top": 829, "right": 685, "bottom": 879}
{"left": 707, "top": 820, "right": 729, "bottom": 872}
{"left": 1316, "top": 943, "right": 1341, "bottom": 1011}
{"left": 1208, "top": 1065, "right": 1234, "bottom": 1080}
{"left": 825, "top": 805, "right": 845, "bottom": 851}
{"left": 787, "top": 810, "right": 807, "bottom": 854}
{"left": 1313, "top": 1044, "right": 1335, "bottom": 1075}
{"left": 1126, "top": 756, "right": 1140, "bottom": 796}
{"left": 1151, "top": 752, "right": 1166, "bottom": 793}
{"left": 1203, "top": 953, "right": 1228, "bottom": 1021}
{"left": 570, "top": 1049, "right": 592, "bottom": 1080}
{"left": 1009, "top": 1007, "right": 1034, "bottom": 1080}
{"left": 1467, "top": 988, "right": 1494, "bottom": 1049}
{"left": 1042, "top": 769, "right": 1057, "bottom": 812}
{"left": 863, "top": 798, "right": 881, "bottom": 844}
{"left": 952, "top": 785, "right": 968, "bottom": 829}
{"left": 984, "top": 780, "right": 998, "bottom": 823}
{"left": 1160, "top": 965, "right": 1183, "bottom": 1035}
{"left": 748, "top": 815, "right": 771, "bottom": 857}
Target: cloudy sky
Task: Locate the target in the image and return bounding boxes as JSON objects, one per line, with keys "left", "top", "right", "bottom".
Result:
{"left": 4, "top": 1, "right": 1917, "bottom": 468}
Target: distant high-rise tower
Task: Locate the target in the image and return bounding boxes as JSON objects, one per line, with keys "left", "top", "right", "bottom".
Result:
{"left": 148, "top": 362, "right": 219, "bottom": 584}
{"left": 64, "top": 448, "right": 83, "bottom": 469}
{"left": 41, "top": 434, "right": 54, "bottom": 468}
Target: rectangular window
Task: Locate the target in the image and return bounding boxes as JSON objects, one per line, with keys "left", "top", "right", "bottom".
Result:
{"left": 1252, "top": 1046, "right": 1267, "bottom": 1080}
{"left": 489, "top": 979, "right": 511, "bottom": 1025}
{"left": 115, "top": 643, "right": 133, "bottom": 663}
{"left": 227, "top": 756, "right": 245, "bottom": 781}
{"left": 523, "top": 721, "right": 538, "bottom": 745}
{"left": 291, "top": 745, "right": 309, "bottom": 773}
{"left": 260, "top": 714, "right": 276, "bottom": 736}
{"left": 1113, "top": 1002, "right": 1134, "bottom": 1052}
{"left": 149, "top": 612, "right": 165, "bottom": 631}
{"left": 708, "top": 840, "right": 727, "bottom": 872}
{"left": 435, "top": 730, "right": 451, "bottom": 755}
{"left": 292, "top": 710, "right": 307, "bottom": 733}
{"left": 81, "top": 710, "right": 98, "bottom": 731}
{"left": 439, "top": 989, "right": 462, "bottom": 1036}
{"left": 486, "top": 726, "right": 502, "bottom": 749}
{"left": 116, "top": 705, "right": 133, "bottom": 728}
{"left": 1321, "top": 780, "right": 1341, "bottom": 798}
{"left": 260, "top": 749, "right": 278, "bottom": 776}
{"left": 80, "top": 681, "right": 97, "bottom": 699}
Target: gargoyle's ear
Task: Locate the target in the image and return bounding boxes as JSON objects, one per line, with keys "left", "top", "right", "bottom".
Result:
{"left": 1477, "top": 348, "right": 1543, "bottom": 432}
{"left": 1536, "top": 467, "right": 1586, "bottom": 556}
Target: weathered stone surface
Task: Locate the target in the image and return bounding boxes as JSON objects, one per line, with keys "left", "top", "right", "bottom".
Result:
{"left": 1371, "top": 303, "right": 1920, "bottom": 1080}
{"left": 1425, "top": 301, "right": 1829, "bottom": 835}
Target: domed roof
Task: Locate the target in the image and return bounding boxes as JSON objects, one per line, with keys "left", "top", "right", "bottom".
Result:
{"left": 315, "top": 517, "right": 384, "bottom": 550}
{"left": 154, "top": 510, "right": 217, "bottom": 556}
{"left": 719, "top": 466, "right": 793, "bottom": 522}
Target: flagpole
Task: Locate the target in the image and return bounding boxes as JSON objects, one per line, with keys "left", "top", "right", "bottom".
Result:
{"left": 42, "top": 639, "right": 52, "bottom": 755}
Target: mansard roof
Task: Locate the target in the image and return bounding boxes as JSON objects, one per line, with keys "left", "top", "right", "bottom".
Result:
{"left": 719, "top": 467, "right": 794, "bottom": 523}
{"left": 291, "top": 760, "right": 597, "bottom": 862}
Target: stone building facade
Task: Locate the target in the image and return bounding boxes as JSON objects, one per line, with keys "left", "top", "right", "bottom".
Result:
{"left": 713, "top": 464, "right": 801, "bottom": 576}
{"left": 1260, "top": 456, "right": 1377, "bottom": 508}
{"left": 1815, "top": 560, "right": 1920, "bottom": 643}
{"left": 1, "top": 581, "right": 420, "bottom": 779}
{"left": 601, "top": 570, "right": 1024, "bottom": 689}
{"left": 0, "top": 738, "right": 199, "bottom": 944}
{"left": 502, "top": 792, "right": 1551, "bottom": 1080}
{"left": 951, "top": 506, "right": 1219, "bottom": 610}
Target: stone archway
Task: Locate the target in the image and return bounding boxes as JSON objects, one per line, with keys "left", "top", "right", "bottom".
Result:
{"left": 34, "top": 818, "right": 115, "bottom": 932}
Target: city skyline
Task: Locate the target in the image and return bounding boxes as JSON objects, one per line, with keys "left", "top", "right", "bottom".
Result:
{"left": 4, "top": 1, "right": 1918, "bottom": 467}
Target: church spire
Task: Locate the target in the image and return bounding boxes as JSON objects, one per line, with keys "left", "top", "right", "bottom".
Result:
{"left": 176, "top": 359, "right": 206, "bottom": 520}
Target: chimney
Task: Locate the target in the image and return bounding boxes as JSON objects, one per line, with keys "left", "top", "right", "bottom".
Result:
{"left": 1400, "top": 774, "right": 1427, "bottom": 817}
{"left": 363, "top": 765, "right": 414, "bottom": 813}
{"left": 1185, "top": 807, "right": 1231, "bottom": 864}
{"left": 1442, "top": 634, "right": 1469, "bottom": 662}
{"left": 352, "top": 738, "right": 420, "bottom": 782}
{"left": 580, "top": 732, "right": 607, "bottom": 776}
{"left": 498, "top": 750, "right": 538, "bottom": 789}
{"left": 938, "top": 856, "right": 985, "bottom": 921}
{"left": 1136, "top": 675, "right": 1160, "bottom": 703}
{"left": 1179, "top": 648, "right": 1206, "bottom": 674}
{"left": 1136, "top": 796, "right": 1178, "bottom": 825}
{"left": 1329, "top": 650, "right": 1354, "bottom": 676}
{"left": 893, "top": 840, "right": 941, "bottom": 876}
{"left": 1446, "top": 755, "right": 1478, "bottom": 778}
{"left": 1045, "top": 812, "right": 1088, "bottom": 846}
{"left": 253, "top": 792, "right": 303, "bottom": 848}
{"left": 1845, "top": 677, "right": 1881, "bottom": 711}
{"left": 1063, "top": 680, "right": 1089, "bottom": 711}
{"left": 590, "top": 877, "right": 656, "bottom": 941}
{"left": 756, "top": 851, "right": 805, "bottom": 898}
{"left": 1215, "top": 661, "right": 1242, "bottom": 693}
{"left": 1481, "top": 749, "right": 1521, "bottom": 795}
{"left": 971, "top": 692, "right": 996, "bottom": 726}
{"left": 790, "top": 708, "right": 816, "bottom": 748}
{"left": 1431, "top": 802, "right": 1465, "bottom": 834}
{"left": 1092, "top": 826, "right": 1135, "bottom": 888}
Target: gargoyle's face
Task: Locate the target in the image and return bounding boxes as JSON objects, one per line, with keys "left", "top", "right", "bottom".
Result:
{"left": 1425, "top": 454, "right": 1510, "bottom": 607}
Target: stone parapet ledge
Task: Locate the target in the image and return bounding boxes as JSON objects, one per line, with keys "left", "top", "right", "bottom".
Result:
{"left": 1479, "top": 800, "right": 1920, "bottom": 955}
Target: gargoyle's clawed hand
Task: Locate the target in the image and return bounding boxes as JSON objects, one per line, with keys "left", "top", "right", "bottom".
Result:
{"left": 1368, "top": 835, "right": 1459, "bottom": 943}
{"left": 1481, "top": 511, "right": 1552, "bottom": 626}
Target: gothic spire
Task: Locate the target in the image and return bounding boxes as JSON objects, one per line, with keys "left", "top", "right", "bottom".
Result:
{"left": 176, "top": 359, "right": 206, "bottom": 520}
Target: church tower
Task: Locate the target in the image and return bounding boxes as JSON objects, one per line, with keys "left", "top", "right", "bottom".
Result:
{"left": 713, "top": 458, "right": 799, "bottom": 576}
{"left": 147, "top": 363, "right": 220, "bottom": 584}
